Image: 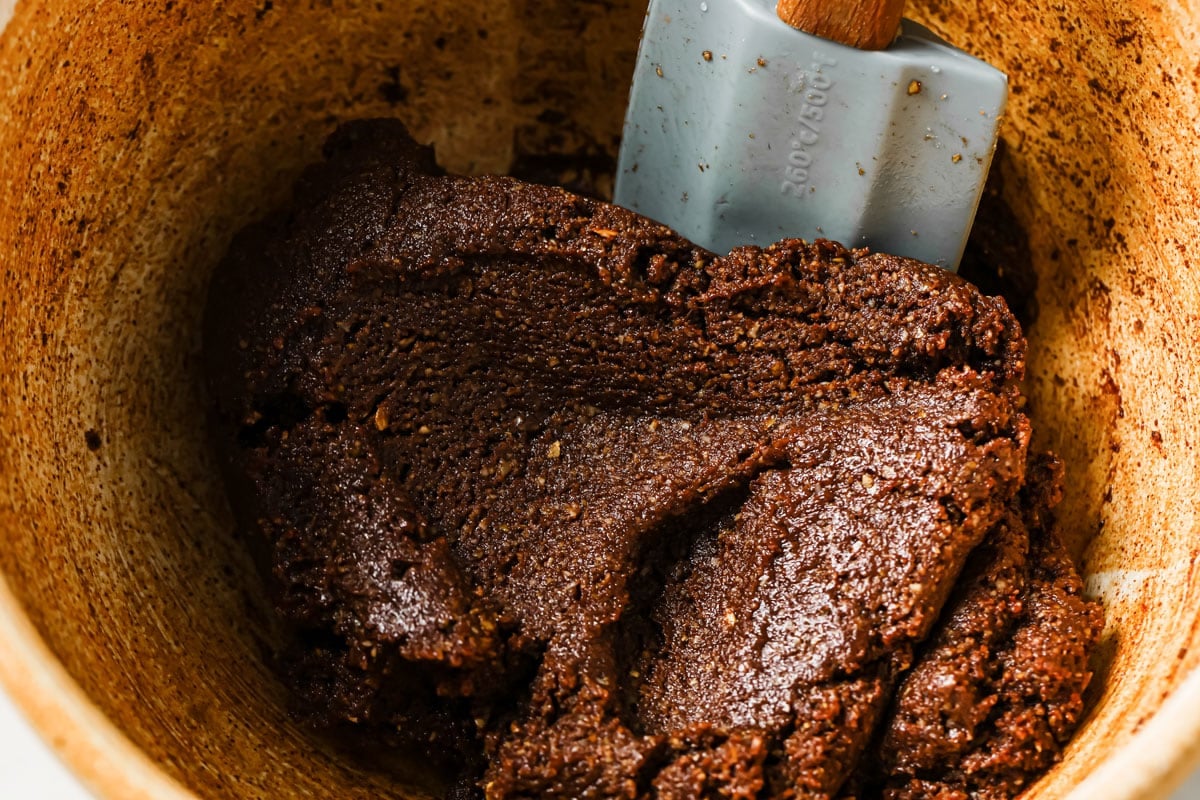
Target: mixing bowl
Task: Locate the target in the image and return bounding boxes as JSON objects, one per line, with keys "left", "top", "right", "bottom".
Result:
{"left": 1, "top": 0, "right": 1198, "bottom": 797}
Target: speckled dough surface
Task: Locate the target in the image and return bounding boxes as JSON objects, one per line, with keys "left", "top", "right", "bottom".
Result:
{"left": 204, "top": 120, "right": 1102, "bottom": 799}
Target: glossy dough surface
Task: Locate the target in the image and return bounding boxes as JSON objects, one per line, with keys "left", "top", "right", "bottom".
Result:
{"left": 204, "top": 120, "right": 1102, "bottom": 799}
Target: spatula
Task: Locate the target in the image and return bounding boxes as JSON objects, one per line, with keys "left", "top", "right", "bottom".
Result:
{"left": 613, "top": 0, "right": 1007, "bottom": 270}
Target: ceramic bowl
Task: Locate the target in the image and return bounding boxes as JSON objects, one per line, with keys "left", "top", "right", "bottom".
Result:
{"left": 1, "top": 0, "right": 1198, "bottom": 797}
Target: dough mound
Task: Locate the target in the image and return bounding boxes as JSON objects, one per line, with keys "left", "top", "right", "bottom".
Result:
{"left": 205, "top": 120, "right": 1102, "bottom": 800}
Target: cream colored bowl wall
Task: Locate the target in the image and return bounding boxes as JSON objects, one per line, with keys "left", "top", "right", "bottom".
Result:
{"left": 0, "top": 1, "right": 1197, "bottom": 798}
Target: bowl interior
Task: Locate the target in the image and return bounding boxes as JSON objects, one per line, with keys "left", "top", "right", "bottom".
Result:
{"left": 1, "top": 1, "right": 1199, "bottom": 798}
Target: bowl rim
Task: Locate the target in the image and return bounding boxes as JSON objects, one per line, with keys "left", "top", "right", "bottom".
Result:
{"left": 1066, "top": 662, "right": 1200, "bottom": 800}
{"left": 0, "top": 576, "right": 193, "bottom": 800}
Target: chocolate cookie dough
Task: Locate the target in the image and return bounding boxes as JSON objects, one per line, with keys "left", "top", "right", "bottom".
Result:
{"left": 204, "top": 119, "right": 1103, "bottom": 799}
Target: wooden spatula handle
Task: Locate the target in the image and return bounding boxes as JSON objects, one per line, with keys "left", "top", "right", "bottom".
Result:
{"left": 777, "top": 0, "right": 905, "bottom": 50}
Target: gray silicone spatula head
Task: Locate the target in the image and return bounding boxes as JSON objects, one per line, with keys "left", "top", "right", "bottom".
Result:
{"left": 613, "top": 0, "right": 1007, "bottom": 270}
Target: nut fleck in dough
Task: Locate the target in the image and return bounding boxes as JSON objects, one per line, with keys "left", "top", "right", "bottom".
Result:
{"left": 205, "top": 120, "right": 1102, "bottom": 800}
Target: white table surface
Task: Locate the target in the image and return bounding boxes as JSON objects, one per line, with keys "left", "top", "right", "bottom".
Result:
{"left": 1, "top": 681, "right": 1199, "bottom": 799}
